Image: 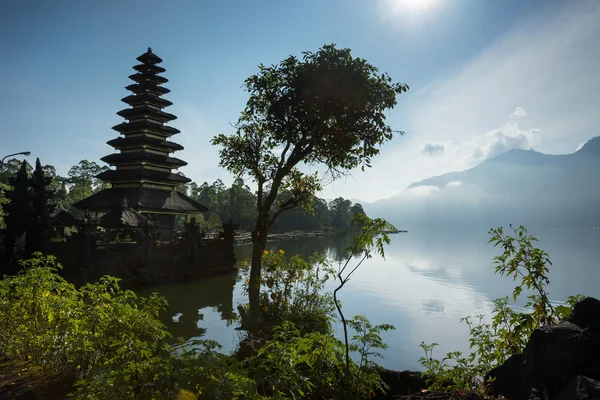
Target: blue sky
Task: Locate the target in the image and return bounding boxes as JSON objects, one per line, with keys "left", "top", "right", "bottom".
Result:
{"left": 1, "top": 0, "right": 598, "bottom": 202}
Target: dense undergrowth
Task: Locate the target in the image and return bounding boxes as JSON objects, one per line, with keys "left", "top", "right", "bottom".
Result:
{"left": 0, "top": 224, "right": 583, "bottom": 399}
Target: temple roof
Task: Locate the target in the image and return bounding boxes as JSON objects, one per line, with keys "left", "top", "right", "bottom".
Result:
{"left": 74, "top": 188, "right": 208, "bottom": 214}
{"left": 136, "top": 48, "right": 163, "bottom": 64}
{"left": 133, "top": 63, "right": 166, "bottom": 74}
{"left": 117, "top": 105, "right": 177, "bottom": 123}
{"left": 128, "top": 72, "right": 169, "bottom": 85}
{"left": 107, "top": 136, "right": 184, "bottom": 151}
{"left": 97, "top": 169, "right": 190, "bottom": 184}
{"left": 101, "top": 152, "right": 187, "bottom": 168}
{"left": 112, "top": 121, "right": 180, "bottom": 136}
{"left": 121, "top": 93, "right": 173, "bottom": 108}
{"left": 98, "top": 205, "right": 148, "bottom": 229}
{"left": 125, "top": 82, "right": 170, "bottom": 95}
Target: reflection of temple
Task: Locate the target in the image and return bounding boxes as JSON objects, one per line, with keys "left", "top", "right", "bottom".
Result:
{"left": 74, "top": 48, "right": 206, "bottom": 236}
{"left": 139, "top": 272, "right": 237, "bottom": 340}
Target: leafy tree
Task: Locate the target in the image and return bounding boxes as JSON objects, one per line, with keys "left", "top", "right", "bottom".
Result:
{"left": 27, "top": 158, "right": 56, "bottom": 255}
{"left": 67, "top": 160, "right": 108, "bottom": 203}
{"left": 0, "top": 158, "right": 32, "bottom": 185}
{"left": 0, "top": 182, "right": 9, "bottom": 230}
{"left": 3, "top": 161, "right": 31, "bottom": 261}
{"left": 212, "top": 44, "right": 408, "bottom": 328}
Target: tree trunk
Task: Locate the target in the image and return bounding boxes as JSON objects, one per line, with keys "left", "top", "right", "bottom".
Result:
{"left": 248, "top": 214, "right": 269, "bottom": 331}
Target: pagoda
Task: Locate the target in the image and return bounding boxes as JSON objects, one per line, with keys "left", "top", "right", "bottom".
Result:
{"left": 74, "top": 48, "right": 207, "bottom": 227}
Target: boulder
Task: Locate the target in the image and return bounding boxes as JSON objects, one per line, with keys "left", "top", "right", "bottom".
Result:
{"left": 374, "top": 369, "right": 427, "bottom": 399}
{"left": 553, "top": 376, "right": 600, "bottom": 400}
{"left": 568, "top": 297, "right": 600, "bottom": 332}
{"left": 486, "top": 297, "right": 600, "bottom": 400}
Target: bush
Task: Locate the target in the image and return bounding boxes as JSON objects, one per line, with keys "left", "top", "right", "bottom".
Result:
{"left": 0, "top": 253, "right": 177, "bottom": 399}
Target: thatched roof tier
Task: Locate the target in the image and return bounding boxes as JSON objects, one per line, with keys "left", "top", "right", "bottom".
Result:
{"left": 133, "top": 63, "right": 166, "bottom": 74}
{"left": 117, "top": 105, "right": 177, "bottom": 123}
{"left": 128, "top": 72, "right": 168, "bottom": 85}
{"left": 121, "top": 93, "right": 172, "bottom": 108}
{"left": 125, "top": 82, "right": 170, "bottom": 95}
{"left": 107, "top": 136, "right": 183, "bottom": 152}
{"left": 51, "top": 210, "right": 81, "bottom": 227}
{"left": 101, "top": 152, "right": 187, "bottom": 168}
{"left": 98, "top": 206, "right": 148, "bottom": 229}
{"left": 74, "top": 188, "right": 208, "bottom": 214}
{"left": 112, "top": 121, "right": 180, "bottom": 136}
{"left": 136, "top": 49, "right": 163, "bottom": 64}
{"left": 97, "top": 169, "right": 190, "bottom": 184}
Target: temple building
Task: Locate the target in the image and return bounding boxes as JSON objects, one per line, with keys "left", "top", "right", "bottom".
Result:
{"left": 74, "top": 48, "right": 207, "bottom": 234}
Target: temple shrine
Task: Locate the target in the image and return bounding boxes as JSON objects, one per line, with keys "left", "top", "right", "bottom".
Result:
{"left": 74, "top": 48, "right": 207, "bottom": 236}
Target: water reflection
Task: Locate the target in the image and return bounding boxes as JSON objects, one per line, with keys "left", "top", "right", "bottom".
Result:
{"left": 136, "top": 228, "right": 600, "bottom": 371}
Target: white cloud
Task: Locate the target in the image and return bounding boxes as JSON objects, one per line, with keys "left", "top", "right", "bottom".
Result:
{"left": 446, "top": 180, "right": 462, "bottom": 187}
{"left": 421, "top": 141, "right": 445, "bottom": 157}
{"left": 405, "top": 185, "right": 440, "bottom": 196}
{"left": 510, "top": 107, "right": 527, "bottom": 120}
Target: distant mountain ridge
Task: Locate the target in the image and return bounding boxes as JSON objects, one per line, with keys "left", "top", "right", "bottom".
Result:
{"left": 363, "top": 136, "right": 600, "bottom": 230}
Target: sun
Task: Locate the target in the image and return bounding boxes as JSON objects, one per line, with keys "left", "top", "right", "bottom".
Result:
{"left": 400, "top": 0, "right": 435, "bottom": 12}
{"left": 385, "top": 0, "right": 438, "bottom": 15}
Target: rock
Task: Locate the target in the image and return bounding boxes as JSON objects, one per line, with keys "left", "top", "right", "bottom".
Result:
{"left": 524, "top": 321, "right": 600, "bottom": 395}
{"left": 487, "top": 353, "right": 534, "bottom": 400}
{"left": 568, "top": 297, "right": 600, "bottom": 332}
{"left": 374, "top": 369, "right": 427, "bottom": 399}
{"left": 486, "top": 297, "right": 600, "bottom": 400}
{"left": 553, "top": 376, "right": 600, "bottom": 400}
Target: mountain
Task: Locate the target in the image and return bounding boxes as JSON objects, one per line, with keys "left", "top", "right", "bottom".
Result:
{"left": 363, "top": 137, "right": 600, "bottom": 230}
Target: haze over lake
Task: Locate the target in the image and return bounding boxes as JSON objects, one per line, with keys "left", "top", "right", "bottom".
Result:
{"left": 139, "top": 226, "right": 600, "bottom": 371}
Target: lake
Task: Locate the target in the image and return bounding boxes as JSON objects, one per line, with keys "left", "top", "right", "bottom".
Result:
{"left": 137, "top": 227, "right": 600, "bottom": 371}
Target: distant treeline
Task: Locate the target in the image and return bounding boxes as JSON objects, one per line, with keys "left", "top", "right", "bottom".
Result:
{"left": 177, "top": 178, "right": 366, "bottom": 232}
{"left": 0, "top": 159, "right": 366, "bottom": 233}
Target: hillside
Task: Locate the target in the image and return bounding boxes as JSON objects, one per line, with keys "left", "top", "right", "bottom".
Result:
{"left": 363, "top": 137, "right": 600, "bottom": 230}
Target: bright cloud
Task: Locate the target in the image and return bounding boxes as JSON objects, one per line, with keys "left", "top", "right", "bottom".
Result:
{"left": 446, "top": 180, "right": 462, "bottom": 187}
{"left": 421, "top": 141, "right": 446, "bottom": 157}
{"left": 405, "top": 185, "right": 440, "bottom": 196}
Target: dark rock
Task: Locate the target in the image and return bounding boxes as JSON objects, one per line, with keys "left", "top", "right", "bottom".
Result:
{"left": 568, "top": 297, "right": 600, "bottom": 332}
{"left": 553, "top": 376, "right": 600, "bottom": 400}
{"left": 524, "top": 321, "right": 600, "bottom": 394}
{"left": 486, "top": 297, "right": 600, "bottom": 400}
{"left": 487, "top": 353, "right": 534, "bottom": 400}
{"left": 374, "top": 369, "right": 427, "bottom": 399}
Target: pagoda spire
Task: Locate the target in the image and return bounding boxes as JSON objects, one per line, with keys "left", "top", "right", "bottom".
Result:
{"left": 73, "top": 49, "right": 207, "bottom": 215}
{"left": 97, "top": 48, "right": 189, "bottom": 191}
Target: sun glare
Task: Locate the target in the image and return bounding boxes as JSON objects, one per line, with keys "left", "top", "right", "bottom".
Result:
{"left": 384, "top": 0, "right": 440, "bottom": 16}
{"left": 402, "top": 0, "right": 434, "bottom": 11}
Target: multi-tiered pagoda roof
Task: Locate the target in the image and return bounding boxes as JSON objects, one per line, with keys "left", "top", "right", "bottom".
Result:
{"left": 74, "top": 48, "right": 207, "bottom": 215}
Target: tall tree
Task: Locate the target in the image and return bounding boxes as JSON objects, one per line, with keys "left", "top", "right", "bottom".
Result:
{"left": 67, "top": 160, "right": 108, "bottom": 203}
{"left": 212, "top": 44, "right": 408, "bottom": 328}
{"left": 27, "top": 158, "right": 56, "bottom": 255}
{"left": 3, "top": 161, "right": 31, "bottom": 261}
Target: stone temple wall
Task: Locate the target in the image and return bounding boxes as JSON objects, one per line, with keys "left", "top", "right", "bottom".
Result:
{"left": 47, "top": 236, "right": 236, "bottom": 287}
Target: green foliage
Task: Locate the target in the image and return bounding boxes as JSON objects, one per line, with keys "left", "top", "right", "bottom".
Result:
{"left": 248, "top": 320, "right": 386, "bottom": 399}
{"left": 67, "top": 159, "right": 109, "bottom": 204}
{"left": 243, "top": 250, "right": 337, "bottom": 335}
{"left": 348, "top": 315, "right": 395, "bottom": 368}
{"left": 419, "top": 226, "right": 586, "bottom": 393}
{"left": 0, "top": 253, "right": 177, "bottom": 399}
{"left": 174, "top": 339, "right": 262, "bottom": 400}
{"left": 0, "top": 182, "right": 9, "bottom": 229}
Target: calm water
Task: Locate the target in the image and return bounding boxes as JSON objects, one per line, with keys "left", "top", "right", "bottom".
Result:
{"left": 137, "top": 227, "right": 600, "bottom": 371}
